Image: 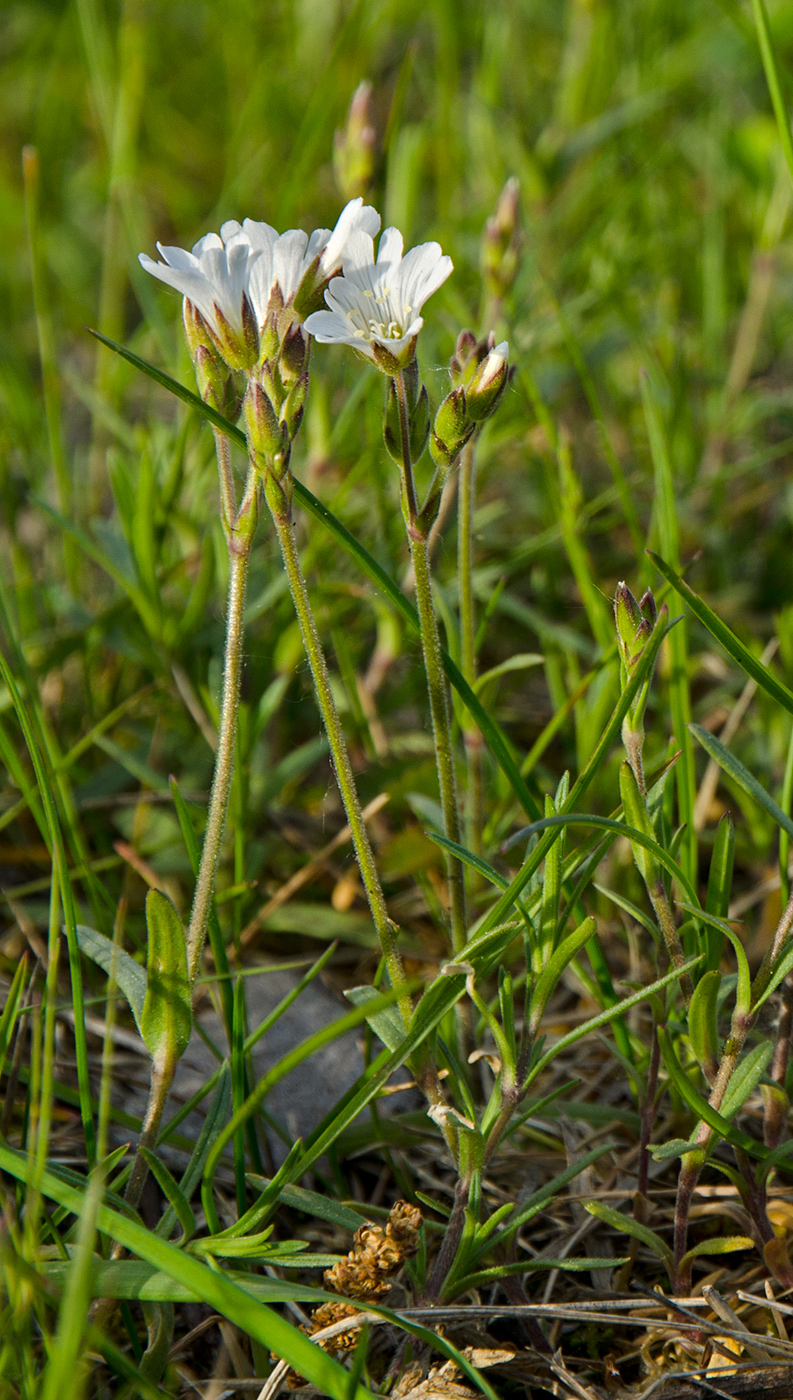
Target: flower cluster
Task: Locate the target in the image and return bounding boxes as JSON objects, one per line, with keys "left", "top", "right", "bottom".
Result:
{"left": 140, "top": 193, "right": 512, "bottom": 520}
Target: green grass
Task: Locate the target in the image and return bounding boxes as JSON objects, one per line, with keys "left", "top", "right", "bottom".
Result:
{"left": 7, "top": 0, "right": 793, "bottom": 1393}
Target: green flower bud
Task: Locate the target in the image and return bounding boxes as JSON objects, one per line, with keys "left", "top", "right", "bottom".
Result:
{"left": 449, "top": 329, "right": 478, "bottom": 385}
{"left": 464, "top": 341, "right": 509, "bottom": 422}
{"left": 283, "top": 371, "right": 308, "bottom": 440}
{"left": 481, "top": 176, "right": 520, "bottom": 302}
{"left": 259, "top": 308, "right": 281, "bottom": 365}
{"left": 279, "top": 324, "right": 308, "bottom": 387}
{"left": 194, "top": 346, "right": 242, "bottom": 421}
{"left": 383, "top": 374, "right": 430, "bottom": 465}
{"left": 183, "top": 299, "right": 215, "bottom": 361}
{"left": 615, "top": 583, "right": 655, "bottom": 671}
{"left": 639, "top": 588, "right": 657, "bottom": 626}
{"left": 244, "top": 380, "right": 287, "bottom": 471}
{"left": 333, "top": 81, "right": 377, "bottom": 202}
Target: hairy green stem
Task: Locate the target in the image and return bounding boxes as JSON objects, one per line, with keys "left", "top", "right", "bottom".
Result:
{"left": 268, "top": 502, "right": 411, "bottom": 1026}
{"left": 213, "top": 426, "right": 237, "bottom": 537}
{"left": 458, "top": 435, "right": 484, "bottom": 879}
{"left": 395, "top": 371, "right": 466, "bottom": 954}
{"left": 186, "top": 464, "right": 256, "bottom": 985}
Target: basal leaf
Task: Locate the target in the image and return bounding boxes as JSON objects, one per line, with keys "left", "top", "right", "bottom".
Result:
{"left": 76, "top": 924, "right": 147, "bottom": 1033}
{"left": 141, "top": 890, "right": 192, "bottom": 1071}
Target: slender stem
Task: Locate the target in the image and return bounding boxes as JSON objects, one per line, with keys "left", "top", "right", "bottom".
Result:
{"left": 673, "top": 1008, "right": 754, "bottom": 1290}
{"left": 123, "top": 1060, "right": 174, "bottom": 1209}
{"left": 458, "top": 436, "right": 484, "bottom": 877}
{"left": 395, "top": 371, "right": 467, "bottom": 954}
{"left": 186, "top": 466, "right": 256, "bottom": 985}
{"left": 213, "top": 426, "right": 237, "bottom": 537}
{"left": 268, "top": 503, "right": 411, "bottom": 1026}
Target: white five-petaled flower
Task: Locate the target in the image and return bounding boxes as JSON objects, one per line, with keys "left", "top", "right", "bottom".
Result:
{"left": 138, "top": 199, "right": 380, "bottom": 364}
{"left": 219, "top": 197, "right": 380, "bottom": 325}
{"left": 138, "top": 229, "right": 259, "bottom": 342}
{"left": 304, "top": 226, "right": 453, "bottom": 369}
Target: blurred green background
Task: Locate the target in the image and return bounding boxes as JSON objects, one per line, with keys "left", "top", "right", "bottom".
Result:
{"left": 4, "top": 0, "right": 793, "bottom": 954}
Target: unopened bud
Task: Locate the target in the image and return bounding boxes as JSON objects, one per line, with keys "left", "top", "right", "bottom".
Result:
{"left": 449, "top": 329, "right": 478, "bottom": 385}
{"left": 280, "top": 323, "right": 308, "bottom": 386}
{"left": 259, "top": 308, "right": 281, "bottom": 364}
{"left": 482, "top": 176, "right": 520, "bottom": 301}
{"left": 430, "top": 386, "right": 474, "bottom": 470}
{"left": 283, "top": 371, "right": 308, "bottom": 440}
{"left": 194, "top": 346, "right": 242, "bottom": 421}
{"left": 333, "top": 81, "right": 377, "bottom": 202}
{"left": 464, "top": 340, "right": 509, "bottom": 422}
{"left": 383, "top": 374, "right": 430, "bottom": 465}
{"left": 639, "top": 588, "right": 657, "bottom": 626}
{"left": 183, "top": 299, "right": 215, "bottom": 361}
{"left": 615, "top": 582, "right": 655, "bottom": 671}
{"left": 244, "top": 380, "right": 286, "bottom": 471}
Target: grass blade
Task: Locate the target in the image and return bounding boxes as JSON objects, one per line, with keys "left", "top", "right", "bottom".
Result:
{"left": 689, "top": 722, "right": 793, "bottom": 841}
{"left": 648, "top": 552, "right": 793, "bottom": 718}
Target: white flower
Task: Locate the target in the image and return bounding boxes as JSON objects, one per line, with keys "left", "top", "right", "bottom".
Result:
{"left": 304, "top": 226, "right": 453, "bottom": 368}
{"left": 138, "top": 229, "right": 259, "bottom": 341}
{"left": 222, "top": 197, "right": 380, "bottom": 326}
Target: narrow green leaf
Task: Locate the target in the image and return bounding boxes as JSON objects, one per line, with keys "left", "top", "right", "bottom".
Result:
{"left": 641, "top": 373, "right": 696, "bottom": 885}
{"left": 619, "top": 759, "right": 661, "bottom": 889}
{"left": 474, "top": 612, "right": 676, "bottom": 940}
{"left": 247, "top": 1178, "right": 367, "bottom": 1231}
{"left": 141, "top": 889, "right": 192, "bottom": 1070}
{"left": 0, "top": 1141, "right": 373, "bottom": 1400}
{"left": 504, "top": 812, "right": 700, "bottom": 910}
{"left": 473, "top": 652, "right": 544, "bottom": 693}
{"left": 648, "top": 552, "right": 793, "bottom": 719}
{"left": 687, "top": 969, "right": 721, "bottom": 1081}
{"left": 486, "top": 1145, "right": 611, "bottom": 1253}
{"left": 690, "top": 723, "right": 793, "bottom": 842}
{"left": 679, "top": 1235, "right": 753, "bottom": 1267}
{"left": 751, "top": 0, "right": 793, "bottom": 189}
{"left": 657, "top": 1026, "right": 771, "bottom": 1160}
{"left": 705, "top": 813, "right": 735, "bottom": 971}
{"left": 450, "top": 1256, "right": 630, "bottom": 1296}
{"left": 720, "top": 1041, "right": 773, "bottom": 1121}
{"left": 524, "top": 957, "right": 704, "bottom": 1095}
{"left": 752, "top": 940, "right": 793, "bottom": 1012}
{"left": 0, "top": 955, "right": 28, "bottom": 1082}
{"left": 88, "top": 329, "right": 541, "bottom": 821}
{"left": 676, "top": 903, "right": 751, "bottom": 1014}
{"left": 344, "top": 986, "right": 406, "bottom": 1053}
{"left": 528, "top": 917, "right": 597, "bottom": 1034}
{"left": 139, "top": 1147, "right": 195, "bottom": 1242}
{"left": 650, "top": 1137, "right": 702, "bottom": 1163}
{"left": 584, "top": 1199, "right": 672, "bottom": 1267}
{"left": 76, "top": 925, "right": 146, "bottom": 1032}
